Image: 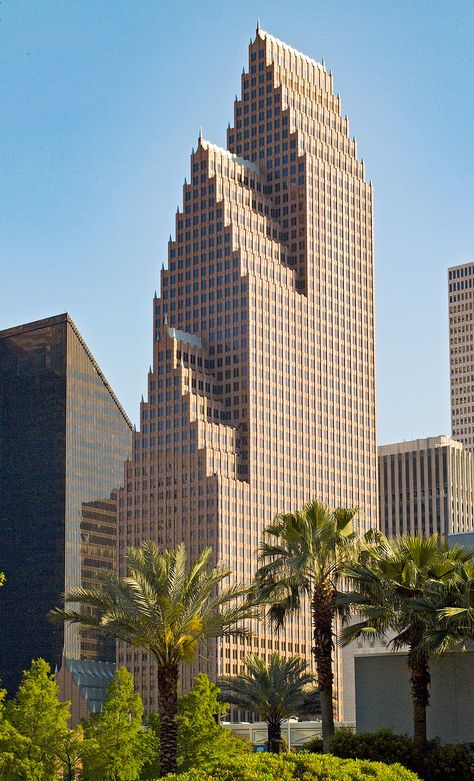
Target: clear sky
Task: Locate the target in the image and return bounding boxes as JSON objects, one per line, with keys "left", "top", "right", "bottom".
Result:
{"left": 2, "top": 0, "right": 473, "bottom": 443}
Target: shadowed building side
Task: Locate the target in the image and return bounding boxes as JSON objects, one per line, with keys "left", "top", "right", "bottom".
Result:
{"left": 0, "top": 314, "right": 132, "bottom": 695}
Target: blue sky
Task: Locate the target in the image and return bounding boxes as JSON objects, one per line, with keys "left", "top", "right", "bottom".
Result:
{"left": 2, "top": 0, "right": 473, "bottom": 443}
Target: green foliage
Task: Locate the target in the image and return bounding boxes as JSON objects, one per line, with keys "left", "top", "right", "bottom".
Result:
{"left": 218, "top": 653, "right": 316, "bottom": 722}
{"left": 322, "top": 728, "right": 474, "bottom": 781}
{"left": 340, "top": 534, "right": 474, "bottom": 746}
{"left": 82, "top": 667, "right": 156, "bottom": 781}
{"left": 420, "top": 741, "right": 474, "bottom": 781}
{"left": 140, "top": 713, "right": 161, "bottom": 780}
{"left": 218, "top": 654, "right": 317, "bottom": 752}
{"left": 158, "top": 751, "right": 420, "bottom": 781}
{"left": 1, "top": 658, "right": 72, "bottom": 781}
{"left": 253, "top": 500, "right": 359, "bottom": 751}
{"left": 0, "top": 686, "right": 47, "bottom": 781}
{"left": 51, "top": 543, "right": 257, "bottom": 668}
{"left": 52, "top": 542, "right": 258, "bottom": 775}
{"left": 341, "top": 534, "right": 473, "bottom": 657}
{"left": 177, "top": 674, "right": 249, "bottom": 772}
{"left": 329, "top": 727, "right": 417, "bottom": 765}
{"left": 255, "top": 500, "right": 358, "bottom": 629}
{"left": 302, "top": 734, "right": 323, "bottom": 753}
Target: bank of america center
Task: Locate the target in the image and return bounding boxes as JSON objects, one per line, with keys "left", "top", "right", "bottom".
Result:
{"left": 118, "top": 27, "right": 377, "bottom": 718}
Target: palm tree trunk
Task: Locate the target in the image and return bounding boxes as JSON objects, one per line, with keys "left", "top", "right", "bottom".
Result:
{"left": 267, "top": 721, "right": 282, "bottom": 753}
{"left": 157, "top": 662, "right": 179, "bottom": 776}
{"left": 409, "top": 654, "right": 430, "bottom": 749}
{"left": 311, "top": 583, "right": 335, "bottom": 753}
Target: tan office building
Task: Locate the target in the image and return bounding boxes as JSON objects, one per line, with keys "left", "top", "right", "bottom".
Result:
{"left": 118, "top": 27, "right": 377, "bottom": 719}
{"left": 379, "top": 436, "right": 474, "bottom": 538}
{"left": 449, "top": 262, "right": 474, "bottom": 451}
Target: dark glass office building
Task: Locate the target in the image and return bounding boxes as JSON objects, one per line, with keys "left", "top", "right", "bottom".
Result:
{"left": 0, "top": 314, "right": 132, "bottom": 695}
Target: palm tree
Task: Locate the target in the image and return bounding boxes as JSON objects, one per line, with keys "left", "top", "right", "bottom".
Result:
{"left": 51, "top": 542, "right": 256, "bottom": 776}
{"left": 436, "top": 559, "right": 474, "bottom": 641}
{"left": 340, "top": 534, "right": 473, "bottom": 748}
{"left": 218, "top": 653, "right": 318, "bottom": 752}
{"left": 253, "top": 499, "right": 359, "bottom": 752}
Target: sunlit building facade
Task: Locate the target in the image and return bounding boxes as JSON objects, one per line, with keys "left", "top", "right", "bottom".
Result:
{"left": 449, "top": 261, "right": 474, "bottom": 451}
{"left": 379, "top": 436, "right": 474, "bottom": 538}
{"left": 118, "top": 27, "right": 377, "bottom": 719}
{"left": 0, "top": 314, "right": 132, "bottom": 694}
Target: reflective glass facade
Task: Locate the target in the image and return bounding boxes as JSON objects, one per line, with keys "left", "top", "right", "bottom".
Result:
{"left": 0, "top": 314, "right": 132, "bottom": 695}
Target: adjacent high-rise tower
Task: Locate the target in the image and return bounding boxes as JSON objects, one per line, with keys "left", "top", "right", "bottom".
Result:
{"left": 118, "top": 27, "right": 377, "bottom": 719}
{"left": 0, "top": 314, "right": 132, "bottom": 695}
{"left": 378, "top": 436, "right": 474, "bottom": 538}
{"left": 448, "top": 262, "right": 474, "bottom": 451}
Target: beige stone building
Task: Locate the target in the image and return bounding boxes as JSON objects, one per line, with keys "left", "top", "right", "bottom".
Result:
{"left": 118, "top": 27, "right": 377, "bottom": 719}
{"left": 449, "top": 262, "right": 474, "bottom": 451}
{"left": 379, "top": 436, "right": 474, "bottom": 538}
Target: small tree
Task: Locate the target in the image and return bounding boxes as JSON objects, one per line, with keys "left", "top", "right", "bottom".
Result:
{"left": 0, "top": 686, "right": 47, "bottom": 780}
{"left": 177, "top": 674, "right": 246, "bottom": 770}
{"left": 218, "top": 653, "right": 317, "bottom": 752}
{"left": 55, "top": 726, "right": 84, "bottom": 781}
{"left": 5, "top": 658, "right": 71, "bottom": 780}
{"left": 81, "top": 667, "right": 155, "bottom": 781}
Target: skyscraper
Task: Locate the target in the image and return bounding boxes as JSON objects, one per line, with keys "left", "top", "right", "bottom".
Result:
{"left": 0, "top": 314, "right": 132, "bottom": 695}
{"left": 378, "top": 436, "right": 474, "bottom": 538}
{"left": 448, "top": 261, "right": 474, "bottom": 450}
{"left": 118, "top": 27, "right": 377, "bottom": 719}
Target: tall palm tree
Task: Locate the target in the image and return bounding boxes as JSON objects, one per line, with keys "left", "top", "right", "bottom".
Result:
{"left": 340, "top": 534, "right": 473, "bottom": 748}
{"left": 51, "top": 542, "right": 256, "bottom": 776}
{"left": 253, "top": 499, "right": 359, "bottom": 752}
{"left": 218, "top": 653, "right": 318, "bottom": 752}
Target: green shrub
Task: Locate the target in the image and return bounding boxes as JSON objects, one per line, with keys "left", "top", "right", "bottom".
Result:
{"left": 302, "top": 735, "right": 323, "bottom": 753}
{"left": 322, "top": 728, "right": 474, "bottom": 781}
{"left": 419, "top": 740, "right": 474, "bottom": 781}
{"left": 329, "top": 727, "right": 417, "bottom": 766}
{"left": 158, "top": 751, "right": 420, "bottom": 781}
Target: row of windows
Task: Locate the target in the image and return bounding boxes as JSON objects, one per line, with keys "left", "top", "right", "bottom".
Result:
{"left": 449, "top": 278, "right": 473, "bottom": 292}
{"left": 449, "top": 266, "right": 473, "bottom": 280}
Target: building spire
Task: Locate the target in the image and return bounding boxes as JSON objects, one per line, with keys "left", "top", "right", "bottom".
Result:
{"left": 256, "top": 18, "right": 260, "bottom": 33}
{"left": 198, "top": 127, "right": 203, "bottom": 144}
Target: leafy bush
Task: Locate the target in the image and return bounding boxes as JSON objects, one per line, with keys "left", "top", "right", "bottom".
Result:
{"left": 158, "top": 751, "right": 420, "bottom": 781}
{"left": 330, "top": 727, "right": 417, "bottom": 766}
{"left": 302, "top": 735, "right": 323, "bottom": 753}
{"left": 417, "top": 741, "right": 474, "bottom": 781}
{"left": 320, "top": 728, "right": 474, "bottom": 781}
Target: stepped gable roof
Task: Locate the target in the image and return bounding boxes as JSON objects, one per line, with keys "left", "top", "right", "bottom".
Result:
{"left": 200, "top": 138, "right": 260, "bottom": 175}
{"left": 257, "top": 27, "right": 325, "bottom": 74}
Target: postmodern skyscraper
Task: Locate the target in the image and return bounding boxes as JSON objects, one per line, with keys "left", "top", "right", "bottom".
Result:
{"left": 0, "top": 314, "right": 132, "bottom": 695}
{"left": 448, "top": 262, "right": 474, "bottom": 451}
{"left": 378, "top": 436, "right": 474, "bottom": 538}
{"left": 118, "top": 27, "right": 377, "bottom": 718}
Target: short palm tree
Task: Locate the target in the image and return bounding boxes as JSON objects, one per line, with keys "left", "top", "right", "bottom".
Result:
{"left": 436, "top": 559, "right": 474, "bottom": 642}
{"left": 51, "top": 542, "right": 256, "bottom": 776}
{"left": 253, "top": 499, "right": 359, "bottom": 752}
{"left": 218, "top": 653, "right": 317, "bottom": 752}
{"left": 340, "top": 534, "right": 472, "bottom": 748}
